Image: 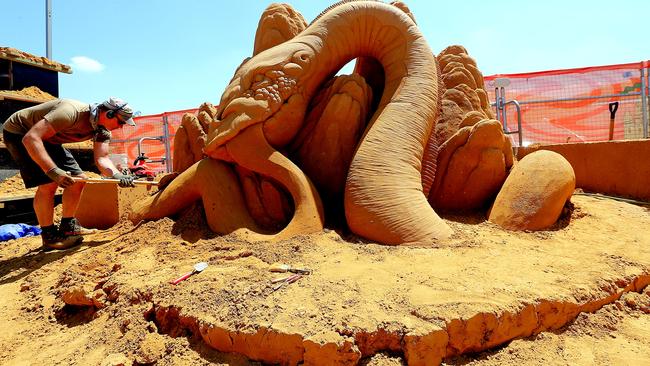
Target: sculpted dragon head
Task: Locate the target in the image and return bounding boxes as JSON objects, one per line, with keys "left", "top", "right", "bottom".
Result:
{"left": 205, "top": 42, "right": 321, "bottom": 157}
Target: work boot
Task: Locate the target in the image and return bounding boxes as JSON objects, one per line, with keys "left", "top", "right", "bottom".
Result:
{"left": 41, "top": 226, "right": 82, "bottom": 251}
{"left": 59, "top": 217, "right": 98, "bottom": 236}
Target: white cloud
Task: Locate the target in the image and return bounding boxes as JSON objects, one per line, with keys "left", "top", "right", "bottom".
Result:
{"left": 70, "top": 56, "right": 105, "bottom": 73}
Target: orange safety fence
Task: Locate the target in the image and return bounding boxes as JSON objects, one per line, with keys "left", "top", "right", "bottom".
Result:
{"left": 109, "top": 61, "right": 650, "bottom": 171}
{"left": 109, "top": 108, "right": 199, "bottom": 173}
{"left": 485, "top": 61, "right": 650, "bottom": 146}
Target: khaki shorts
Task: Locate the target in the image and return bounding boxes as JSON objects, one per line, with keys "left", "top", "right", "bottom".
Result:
{"left": 3, "top": 130, "right": 83, "bottom": 188}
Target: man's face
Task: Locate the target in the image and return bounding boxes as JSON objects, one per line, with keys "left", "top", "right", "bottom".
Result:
{"left": 98, "top": 110, "right": 125, "bottom": 131}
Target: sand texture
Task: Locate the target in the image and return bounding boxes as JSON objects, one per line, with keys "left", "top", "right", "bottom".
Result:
{"left": 0, "top": 194, "right": 649, "bottom": 365}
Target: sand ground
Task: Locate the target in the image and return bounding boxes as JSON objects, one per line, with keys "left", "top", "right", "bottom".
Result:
{"left": 0, "top": 194, "right": 649, "bottom": 365}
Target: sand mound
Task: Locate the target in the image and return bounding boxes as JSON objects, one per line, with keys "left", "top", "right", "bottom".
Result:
{"left": 0, "top": 195, "right": 649, "bottom": 365}
{"left": 0, "top": 86, "right": 56, "bottom": 101}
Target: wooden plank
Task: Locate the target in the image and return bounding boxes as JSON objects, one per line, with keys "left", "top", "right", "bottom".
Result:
{"left": 0, "top": 53, "right": 72, "bottom": 74}
{"left": 0, "top": 193, "right": 36, "bottom": 203}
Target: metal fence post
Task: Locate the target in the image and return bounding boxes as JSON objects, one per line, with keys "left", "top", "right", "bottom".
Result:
{"left": 162, "top": 114, "right": 172, "bottom": 173}
{"left": 494, "top": 87, "right": 501, "bottom": 121}
{"left": 642, "top": 64, "right": 649, "bottom": 139}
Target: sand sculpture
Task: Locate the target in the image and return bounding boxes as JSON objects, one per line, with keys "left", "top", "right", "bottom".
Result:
{"left": 131, "top": 1, "right": 575, "bottom": 244}
{"left": 489, "top": 150, "right": 576, "bottom": 230}
{"left": 427, "top": 45, "right": 514, "bottom": 212}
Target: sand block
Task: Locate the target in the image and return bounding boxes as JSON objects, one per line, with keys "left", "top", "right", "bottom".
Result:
{"left": 76, "top": 184, "right": 151, "bottom": 229}
{"left": 76, "top": 183, "right": 119, "bottom": 229}
{"left": 517, "top": 139, "right": 650, "bottom": 202}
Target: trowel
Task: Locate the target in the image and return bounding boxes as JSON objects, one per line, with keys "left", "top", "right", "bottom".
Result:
{"left": 170, "top": 262, "right": 209, "bottom": 285}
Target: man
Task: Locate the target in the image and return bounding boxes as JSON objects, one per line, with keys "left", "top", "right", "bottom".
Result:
{"left": 2, "top": 97, "right": 137, "bottom": 250}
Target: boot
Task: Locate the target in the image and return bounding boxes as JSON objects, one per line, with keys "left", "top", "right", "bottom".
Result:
{"left": 41, "top": 226, "right": 82, "bottom": 251}
{"left": 59, "top": 217, "right": 98, "bottom": 236}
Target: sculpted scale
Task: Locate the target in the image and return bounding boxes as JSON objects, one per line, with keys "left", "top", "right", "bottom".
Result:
{"left": 130, "top": 1, "right": 575, "bottom": 244}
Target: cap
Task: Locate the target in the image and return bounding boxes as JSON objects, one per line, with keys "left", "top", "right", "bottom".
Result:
{"left": 102, "top": 97, "right": 136, "bottom": 126}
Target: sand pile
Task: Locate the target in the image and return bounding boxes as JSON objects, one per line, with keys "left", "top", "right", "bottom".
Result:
{"left": 0, "top": 86, "right": 57, "bottom": 101}
{"left": 0, "top": 173, "right": 36, "bottom": 198}
{"left": 0, "top": 194, "right": 649, "bottom": 365}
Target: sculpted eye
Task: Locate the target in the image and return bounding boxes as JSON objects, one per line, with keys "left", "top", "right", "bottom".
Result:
{"left": 291, "top": 50, "right": 312, "bottom": 67}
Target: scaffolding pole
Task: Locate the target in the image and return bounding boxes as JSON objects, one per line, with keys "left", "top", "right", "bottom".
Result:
{"left": 46, "top": 0, "right": 52, "bottom": 59}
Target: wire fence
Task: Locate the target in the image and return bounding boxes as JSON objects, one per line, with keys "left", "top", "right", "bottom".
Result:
{"left": 486, "top": 61, "right": 649, "bottom": 146}
{"left": 109, "top": 108, "right": 198, "bottom": 173}
{"left": 109, "top": 61, "right": 650, "bottom": 172}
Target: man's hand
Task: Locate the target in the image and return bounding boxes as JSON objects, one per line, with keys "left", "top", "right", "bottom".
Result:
{"left": 112, "top": 172, "right": 136, "bottom": 188}
{"left": 46, "top": 167, "right": 76, "bottom": 188}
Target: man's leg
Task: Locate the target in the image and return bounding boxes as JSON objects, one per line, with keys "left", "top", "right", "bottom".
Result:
{"left": 61, "top": 174, "right": 86, "bottom": 218}
{"left": 59, "top": 173, "right": 97, "bottom": 235}
{"left": 34, "top": 182, "right": 83, "bottom": 250}
{"left": 34, "top": 182, "right": 58, "bottom": 227}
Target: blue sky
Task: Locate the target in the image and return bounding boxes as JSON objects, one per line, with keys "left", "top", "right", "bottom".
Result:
{"left": 2, "top": 0, "right": 649, "bottom": 115}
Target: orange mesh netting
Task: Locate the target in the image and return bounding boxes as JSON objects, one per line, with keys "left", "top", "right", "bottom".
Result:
{"left": 109, "top": 108, "right": 198, "bottom": 173}
{"left": 485, "top": 61, "right": 650, "bottom": 146}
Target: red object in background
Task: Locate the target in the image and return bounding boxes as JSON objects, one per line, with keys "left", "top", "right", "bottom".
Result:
{"left": 129, "top": 153, "right": 157, "bottom": 180}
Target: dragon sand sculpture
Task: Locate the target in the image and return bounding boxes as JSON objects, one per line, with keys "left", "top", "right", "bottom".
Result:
{"left": 130, "top": 1, "right": 575, "bottom": 244}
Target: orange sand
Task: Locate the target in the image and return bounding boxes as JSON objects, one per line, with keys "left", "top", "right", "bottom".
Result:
{"left": 0, "top": 86, "right": 56, "bottom": 101}
{"left": 0, "top": 194, "right": 649, "bottom": 365}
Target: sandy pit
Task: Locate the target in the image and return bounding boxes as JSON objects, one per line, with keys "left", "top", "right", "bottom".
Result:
{"left": 0, "top": 195, "right": 649, "bottom": 365}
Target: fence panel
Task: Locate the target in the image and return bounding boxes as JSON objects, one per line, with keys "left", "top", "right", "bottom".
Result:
{"left": 109, "top": 109, "right": 198, "bottom": 173}
{"left": 486, "top": 61, "right": 649, "bottom": 146}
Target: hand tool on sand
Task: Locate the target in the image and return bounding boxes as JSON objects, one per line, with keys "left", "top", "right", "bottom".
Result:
{"left": 272, "top": 273, "right": 302, "bottom": 291}
{"left": 170, "top": 262, "right": 209, "bottom": 285}
{"left": 608, "top": 101, "right": 619, "bottom": 141}
{"left": 71, "top": 177, "right": 159, "bottom": 186}
{"left": 269, "top": 262, "right": 312, "bottom": 274}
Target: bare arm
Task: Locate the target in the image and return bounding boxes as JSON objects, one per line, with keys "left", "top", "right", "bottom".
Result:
{"left": 22, "top": 120, "right": 59, "bottom": 172}
{"left": 93, "top": 141, "right": 120, "bottom": 177}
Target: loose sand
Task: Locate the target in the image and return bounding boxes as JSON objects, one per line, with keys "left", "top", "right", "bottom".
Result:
{"left": 0, "top": 86, "right": 57, "bottom": 102}
{"left": 0, "top": 194, "right": 649, "bottom": 365}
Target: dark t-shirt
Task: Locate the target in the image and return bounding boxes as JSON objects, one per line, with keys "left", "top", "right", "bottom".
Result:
{"left": 3, "top": 99, "right": 102, "bottom": 144}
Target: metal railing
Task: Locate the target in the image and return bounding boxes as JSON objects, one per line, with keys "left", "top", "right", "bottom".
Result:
{"left": 494, "top": 83, "right": 523, "bottom": 146}
{"left": 110, "top": 131, "right": 173, "bottom": 173}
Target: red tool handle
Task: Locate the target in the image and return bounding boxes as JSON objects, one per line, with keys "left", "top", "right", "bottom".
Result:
{"left": 170, "top": 271, "right": 193, "bottom": 285}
